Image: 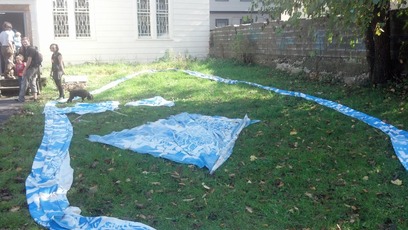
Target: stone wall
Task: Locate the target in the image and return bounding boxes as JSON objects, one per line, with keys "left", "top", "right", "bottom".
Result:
{"left": 209, "top": 19, "right": 369, "bottom": 85}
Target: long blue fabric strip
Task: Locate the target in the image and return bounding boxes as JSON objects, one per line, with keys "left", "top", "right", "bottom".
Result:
{"left": 26, "top": 101, "right": 155, "bottom": 229}
{"left": 181, "top": 70, "right": 408, "bottom": 170}
{"left": 26, "top": 69, "right": 408, "bottom": 230}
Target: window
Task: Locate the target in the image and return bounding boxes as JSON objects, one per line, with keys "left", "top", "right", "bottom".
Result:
{"left": 215, "top": 19, "right": 229, "bottom": 28}
{"left": 137, "top": 0, "right": 151, "bottom": 36}
{"left": 156, "top": 0, "right": 168, "bottom": 37}
{"left": 75, "top": 0, "right": 91, "bottom": 37}
{"left": 53, "top": 0, "right": 91, "bottom": 38}
{"left": 137, "top": 0, "right": 169, "bottom": 38}
{"left": 53, "top": 0, "right": 69, "bottom": 37}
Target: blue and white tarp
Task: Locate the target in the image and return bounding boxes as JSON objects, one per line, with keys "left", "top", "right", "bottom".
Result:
{"left": 88, "top": 113, "right": 257, "bottom": 174}
{"left": 26, "top": 101, "right": 155, "bottom": 229}
{"left": 181, "top": 70, "right": 408, "bottom": 170}
{"left": 26, "top": 68, "right": 408, "bottom": 230}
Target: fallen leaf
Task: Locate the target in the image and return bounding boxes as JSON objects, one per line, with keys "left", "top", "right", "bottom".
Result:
{"left": 134, "top": 202, "right": 145, "bottom": 209}
{"left": 305, "top": 192, "right": 313, "bottom": 199}
{"left": 245, "top": 206, "right": 253, "bottom": 213}
{"left": 171, "top": 171, "right": 180, "bottom": 179}
{"left": 391, "top": 179, "right": 402, "bottom": 186}
{"left": 255, "top": 131, "right": 263, "bottom": 136}
{"left": 10, "top": 206, "right": 20, "bottom": 212}
{"left": 290, "top": 129, "right": 298, "bottom": 135}
{"left": 90, "top": 160, "right": 99, "bottom": 168}
{"left": 201, "top": 182, "right": 211, "bottom": 190}
{"left": 288, "top": 206, "right": 299, "bottom": 213}
{"left": 89, "top": 185, "right": 98, "bottom": 194}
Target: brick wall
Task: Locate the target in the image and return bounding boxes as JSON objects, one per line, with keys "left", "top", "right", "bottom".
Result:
{"left": 209, "top": 19, "right": 369, "bottom": 84}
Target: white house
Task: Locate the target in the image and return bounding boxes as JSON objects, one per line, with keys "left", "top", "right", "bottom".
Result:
{"left": 210, "top": 0, "right": 268, "bottom": 29}
{"left": 0, "top": 0, "right": 209, "bottom": 66}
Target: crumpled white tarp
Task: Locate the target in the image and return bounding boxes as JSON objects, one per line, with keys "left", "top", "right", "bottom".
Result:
{"left": 88, "top": 113, "right": 257, "bottom": 174}
{"left": 125, "top": 96, "right": 175, "bottom": 107}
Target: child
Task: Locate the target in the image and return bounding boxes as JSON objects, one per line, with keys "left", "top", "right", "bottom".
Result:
{"left": 14, "top": 54, "right": 25, "bottom": 90}
{"left": 14, "top": 31, "right": 22, "bottom": 54}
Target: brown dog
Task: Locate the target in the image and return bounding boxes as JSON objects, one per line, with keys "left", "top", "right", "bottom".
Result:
{"left": 67, "top": 89, "right": 94, "bottom": 103}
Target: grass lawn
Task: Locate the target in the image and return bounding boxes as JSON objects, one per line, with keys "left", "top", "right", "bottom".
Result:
{"left": 1, "top": 59, "right": 408, "bottom": 229}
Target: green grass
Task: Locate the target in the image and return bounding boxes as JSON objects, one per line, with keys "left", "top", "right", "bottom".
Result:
{"left": 1, "top": 59, "right": 408, "bottom": 229}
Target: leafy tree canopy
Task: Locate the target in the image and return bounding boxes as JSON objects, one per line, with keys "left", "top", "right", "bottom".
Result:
{"left": 252, "top": 0, "right": 407, "bottom": 36}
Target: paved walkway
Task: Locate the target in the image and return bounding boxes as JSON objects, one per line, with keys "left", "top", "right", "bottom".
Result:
{"left": 0, "top": 94, "right": 23, "bottom": 126}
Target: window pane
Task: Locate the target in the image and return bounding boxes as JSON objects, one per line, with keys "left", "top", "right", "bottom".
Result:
{"left": 156, "top": 0, "right": 168, "bottom": 37}
{"left": 215, "top": 19, "right": 229, "bottom": 27}
{"left": 75, "top": 0, "right": 91, "bottom": 37}
{"left": 53, "top": 0, "right": 69, "bottom": 37}
{"left": 138, "top": 0, "right": 151, "bottom": 37}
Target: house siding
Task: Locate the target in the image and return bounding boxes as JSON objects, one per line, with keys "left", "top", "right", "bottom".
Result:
{"left": 209, "top": 0, "right": 267, "bottom": 29}
{"left": 0, "top": 0, "right": 209, "bottom": 66}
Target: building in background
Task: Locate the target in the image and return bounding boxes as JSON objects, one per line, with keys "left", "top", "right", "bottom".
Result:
{"left": 0, "top": 0, "right": 209, "bottom": 66}
{"left": 210, "top": 0, "right": 269, "bottom": 29}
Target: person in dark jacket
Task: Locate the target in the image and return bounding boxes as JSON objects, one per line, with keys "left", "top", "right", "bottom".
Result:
{"left": 50, "top": 43, "right": 65, "bottom": 100}
{"left": 16, "top": 37, "right": 40, "bottom": 102}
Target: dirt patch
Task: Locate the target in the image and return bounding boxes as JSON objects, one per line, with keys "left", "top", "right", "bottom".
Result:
{"left": 0, "top": 95, "right": 24, "bottom": 126}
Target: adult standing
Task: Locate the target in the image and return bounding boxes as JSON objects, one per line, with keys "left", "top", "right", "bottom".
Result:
{"left": 16, "top": 37, "right": 40, "bottom": 102}
{"left": 17, "top": 36, "right": 30, "bottom": 62}
{"left": 50, "top": 43, "right": 65, "bottom": 100}
{"left": 0, "top": 21, "right": 15, "bottom": 79}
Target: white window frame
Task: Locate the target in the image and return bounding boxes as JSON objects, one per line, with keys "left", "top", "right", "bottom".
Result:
{"left": 137, "top": 0, "right": 171, "bottom": 39}
{"left": 215, "top": 19, "right": 229, "bottom": 28}
{"left": 53, "top": 0, "right": 94, "bottom": 39}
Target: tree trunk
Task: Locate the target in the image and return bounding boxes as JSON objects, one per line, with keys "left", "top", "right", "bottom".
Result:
{"left": 366, "top": 3, "right": 392, "bottom": 85}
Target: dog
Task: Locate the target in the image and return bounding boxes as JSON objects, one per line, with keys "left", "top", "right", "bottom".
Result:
{"left": 67, "top": 89, "right": 94, "bottom": 103}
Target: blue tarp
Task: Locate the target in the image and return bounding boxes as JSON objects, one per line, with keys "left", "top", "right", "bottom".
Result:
{"left": 181, "top": 70, "right": 408, "bottom": 170}
{"left": 26, "top": 69, "right": 408, "bottom": 230}
{"left": 88, "top": 113, "right": 257, "bottom": 174}
{"left": 26, "top": 101, "right": 155, "bottom": 229}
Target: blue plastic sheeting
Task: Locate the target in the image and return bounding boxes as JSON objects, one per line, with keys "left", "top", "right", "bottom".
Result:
{"left": 125, "top": 96, "right": 175, "bottom": 107}
{"left": 88, "top": 113, "right": 258, "bottom": 174}
{"left": 26, "top": 69, "right": 408, "bottom": 229}
{"left": 26, "top": 101, "right": 155, "bottom": 229}
{"left": 181, "top": 70, "right": 408, "bottom": 170}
